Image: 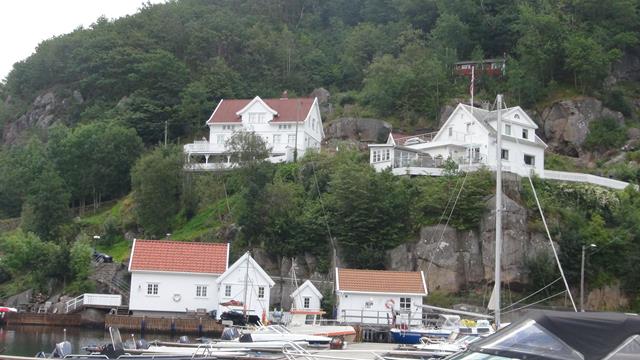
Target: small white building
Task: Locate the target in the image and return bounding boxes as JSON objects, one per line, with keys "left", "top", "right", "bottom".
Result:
{"left": 216, "top": 252, "right": 275, "bottom": 320}
{"left": 184, "top": 95, "right": 324, "bottom": 170}
{"left": 128, "top": 239, "right": 229, "bottom": 316}
{"left": 335, "top": 268, "right": 427, "bottom": 326}
{"left": 290, "top": 280, "right": 323, "bottom": 311}
{"left": 369, "top": 103, "right": 547, "bottom": 177}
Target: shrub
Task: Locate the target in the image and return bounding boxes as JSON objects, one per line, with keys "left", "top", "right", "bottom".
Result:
{"left": 584, "top": 117, "right": 627, "bottom": 152}
{"left": 603, "top": 89, "right": 633, "bottom": 117}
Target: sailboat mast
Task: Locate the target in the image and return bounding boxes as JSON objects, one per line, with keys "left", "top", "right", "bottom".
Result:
{"left": 494, "top": 94, "right": 503, "bottom": 329}
{"left": 243, "top": 252, "right": 250, "bottom": 317}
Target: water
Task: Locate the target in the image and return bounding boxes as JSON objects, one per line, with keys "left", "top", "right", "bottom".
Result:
{"left": 0, "top": 325, "right": 177, "bottom": 357}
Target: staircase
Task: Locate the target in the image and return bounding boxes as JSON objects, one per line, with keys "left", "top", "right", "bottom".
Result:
{"left": 89, "top": 263, "right": 130, "bottom": 303}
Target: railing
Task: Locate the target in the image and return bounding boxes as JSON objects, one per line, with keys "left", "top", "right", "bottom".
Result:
{"left": 183, "top": 141, "right": 222, "bottom": 153}
{"left": 65, "top": 293, "right": 122, "bottom": 313}
{"left": 395, "top": 132, "right": 438, "bottom": 145}
{"left": 184, "top": 163, "right": 235, "bottom": 171}
{"left": 543, "top": 170, "right": 632, "bottom": 190}
{"left": 65, "top": 294, "right": 84, "bottom": 313}
{"left": 339, "top": 309, "right": 423, "bottom": 326}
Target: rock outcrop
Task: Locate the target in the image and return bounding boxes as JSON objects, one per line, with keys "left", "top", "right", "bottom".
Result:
{"left": 323, "top": 117, "right": 392, "bottom": 151}
{"left": 539, "top": 97, "right": 624, "bottom": 157}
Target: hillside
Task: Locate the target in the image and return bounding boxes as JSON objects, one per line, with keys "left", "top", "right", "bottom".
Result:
{"left": 2, "top": 0, "right": 640, "bottom": 310}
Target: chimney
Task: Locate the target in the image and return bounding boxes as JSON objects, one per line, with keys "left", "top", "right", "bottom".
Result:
{"left": 280, "top": 90, "right": 288, "bottom": 99}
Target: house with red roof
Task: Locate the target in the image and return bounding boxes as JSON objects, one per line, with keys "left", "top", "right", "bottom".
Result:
{"left": 184, "top": 94, "right": 324, "bottom": 170}
{"left": 128, "top": 239, "right": 229, "bottom": 316}
{"left": 335, "top": 268, "right": 427, "bottom": 326}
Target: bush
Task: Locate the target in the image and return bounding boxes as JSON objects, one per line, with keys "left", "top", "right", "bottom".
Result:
{"left": 603, "top": 89, "right": 633, "bottom": 117}
{"left": 584, "top": 117, "right": 627, "bottom": 152}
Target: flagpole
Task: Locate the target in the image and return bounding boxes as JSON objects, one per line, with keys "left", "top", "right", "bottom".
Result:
{"left": 470, "top": 66, "right": 475, "bottom": 115}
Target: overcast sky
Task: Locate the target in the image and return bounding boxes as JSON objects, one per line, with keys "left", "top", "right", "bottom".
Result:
{"left": 0, "top": 0, "right": 166, "bottom": 81}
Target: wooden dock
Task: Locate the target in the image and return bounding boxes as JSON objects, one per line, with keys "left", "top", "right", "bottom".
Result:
{"left": 1, "top": 312, "right": 83, "bottom": 327}
{"left": 105, "top": 314, "right": 224, "bottom": 335}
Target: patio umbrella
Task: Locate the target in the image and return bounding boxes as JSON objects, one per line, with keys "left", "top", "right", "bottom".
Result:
{"left": 0, "top": 307, "right": 17, "bottom": 312}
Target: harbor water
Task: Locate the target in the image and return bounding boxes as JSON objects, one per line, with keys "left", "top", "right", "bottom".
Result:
{"left": 0, "top": 325, "right": 176, "bottom": 357}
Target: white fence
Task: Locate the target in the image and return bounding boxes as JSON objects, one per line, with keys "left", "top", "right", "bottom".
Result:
{"left": 542, "top": 170, "right": 632, "bottom": 190}
{"left": 339, "top": 309, "right": 423, "bottom": 326}
{"left": 65, "top": 293, "right": 122, "bottom": 313}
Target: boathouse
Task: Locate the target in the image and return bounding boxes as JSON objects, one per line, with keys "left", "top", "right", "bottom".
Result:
{"left": 290, "top": 280, "right": 323, "bottom": 311}
{"left": 128, "top": 239, "right": 229, "bottom": 317}
{"left": 335, "top": 268, "right": 427, "bottom": 326}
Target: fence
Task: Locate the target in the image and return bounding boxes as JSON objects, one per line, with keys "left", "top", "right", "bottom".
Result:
{"left": 339, "top": 309, "right": 423, "bottom": 326}
{"left": 105, "top": 314, "right": 224, "bottom": 335}
{"left": 543, "top": 170, "right": 632, "bottom": 190}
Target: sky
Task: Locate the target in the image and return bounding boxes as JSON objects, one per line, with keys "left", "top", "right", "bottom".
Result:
{"left": 0, "top": 0, "right": 165, "bottom": 81}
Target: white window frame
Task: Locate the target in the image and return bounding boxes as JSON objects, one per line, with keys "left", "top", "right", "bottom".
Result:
{"left": 303, "top": 297, "right": 310, "bottom": 309}
{"left": 505, "top": 124, "right": 511, "bottom": 136}
{"left": 288, "top": 134, "right": 296, "bottom": 145}
{"left": 196, "top": 285, "right": 207, "bottom": 298}
{"left": 258, "top": 286, "right": 265, "bottom": 299}
{"left": 146, "top": 283, "right": 158, "bottom": 296}
{"left": 273, "top": 134, "right": 281, "bottom": 144}
{"left": 524, "top": 154, "right": 536, "bottom": 166}
{"left": 522, "top": 128, "right": 529, "bottom": 140}
{"left": 224, "top": 284, "right": 232, "bottom": 297}
{"left": 399, "top": 297, "right": 411, "bottom": 310}
{"left": 448, "top": 127, "right": 453, "bottom": 137}
{"left": 501, "top": 149, "right": 509, "bottom": 161}
{"left": 216, "top": 134, "right": 225, "bottom": 144}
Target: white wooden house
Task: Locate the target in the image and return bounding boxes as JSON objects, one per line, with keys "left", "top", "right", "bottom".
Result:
{"left": 335, "top": 268, "right": 427, "bottom": 326}
{"left": 290, "top": 280, "right": 323, "bottom": 311}
{"left": 128, "top": 239, "right": 229, "bottom": 316}
{"left": 184, "top": 95, "right": 324, "bottom": 170}
{"left": 216, "top": 252, "right": 275, "bottom": 320}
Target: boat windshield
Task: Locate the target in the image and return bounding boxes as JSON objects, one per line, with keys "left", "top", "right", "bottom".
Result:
{"left": 446, "top": 352, "right": 517, "bottom": 360}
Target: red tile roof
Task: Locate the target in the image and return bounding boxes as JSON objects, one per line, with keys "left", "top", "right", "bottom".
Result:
{"left": 129, "top": 240, "right": 228, "bottom": 274}
{"left": 336, "top": 268, "right": 427, "bottom": 294}
{"left": 207, "top": 97, "right": 315, "bottom": 124}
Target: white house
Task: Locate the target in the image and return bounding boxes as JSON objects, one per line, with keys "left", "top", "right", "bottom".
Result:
{"left": 215, "top": 252, "right": 275, "bottom": 320}
{"left": 184, "top": 95, "right": 324, "bottom": 170}
{"left": 369, "top": 103, "right": 547, "bottom": 178}
{"left": 335, "top": 268, "right": 427, "bottom": 326}
{"left": 128, "top": 239, "right": 229, "bottom": 316}
{"left": 290, "top": 280, "right": 323, "bottom": 311}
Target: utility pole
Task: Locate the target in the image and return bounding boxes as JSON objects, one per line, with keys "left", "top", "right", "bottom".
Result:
{"left": 294, "top": 100, "right": 300, "bottom": 162}
{"left": 494, "top": 94, "right": 503, "bottom": 329}
{"left": 580, "top": 244, "right": 597, "bottom": 312}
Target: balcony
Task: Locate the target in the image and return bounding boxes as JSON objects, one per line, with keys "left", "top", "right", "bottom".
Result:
{"left": 183, "top": 140, "right": 224, "bottom": 154}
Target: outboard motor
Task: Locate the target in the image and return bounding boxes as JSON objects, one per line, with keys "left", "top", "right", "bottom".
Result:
{"left": 220, "top": 327, "right": 240, "bottom": 340}
{"left": 238, "top": 333, "right": 253, "bottom": 343}
{"left": 179, "top": 335, "right": 190, "bottom": 344}
{"left": 52, "top": 341, "right": 72, "bottom": 358}
{"left": 135, "top": 339, "right": 150, "bottom": 350}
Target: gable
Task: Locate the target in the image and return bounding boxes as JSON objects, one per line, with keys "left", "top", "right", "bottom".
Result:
{"left": 129, "top": 239, "right": 229, "bottom": 274}
{"left": 432, "top": 104, "right": 491, "bottom": 143}
{"left": 216, "top": 252, "right": 275, "bottom": 287}
{"left": 290, "top": 280, "right": 323, "bottom": 299}
{"left": 236, "top": 96, "right": 278, "bottom": 117}
{"left": 497, "top": 107, "right": 538, "bottom": 129}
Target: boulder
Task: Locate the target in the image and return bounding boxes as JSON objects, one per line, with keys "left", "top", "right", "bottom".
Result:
{"left": 540, "top": 97, "right": 624, "bottom": 156}
{"left": 324, "top": 117, "right": 392, "bottom": 145}
{"left": 4, "top": 289, "right": 33, "bottom": 307}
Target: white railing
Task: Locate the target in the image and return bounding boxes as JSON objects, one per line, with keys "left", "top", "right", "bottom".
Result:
{"left": 183, "top": 141, "right": 222, "bottom": 153}
{"left": 65, "top": 293, "right": 122, "bottom": 313}
{"left": 339, "top": 309, "right": 423, "bottom": 326}
{"left": 543, "top": 170, "right": 631, "bottom": 190}
{"left": 184, "top": 163, "right": 235, "bottom": 172}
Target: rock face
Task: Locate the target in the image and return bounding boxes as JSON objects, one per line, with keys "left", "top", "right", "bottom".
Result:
{"left": 324, "top": 117, "right": 392, "bottom": 147}
{"left": 608, "top": 52, "right": 640, "bottom": 85}
{"left": 586, "top": 282, "right": 629, "bottom": 310}
{"left": 539, "top": 97, "right": 624, "bottom": 156}
{"left": 386, "top": 193, "right": 554, "bottom": 293}
{"left": 2, "top": 89, "right": 83, "bottom": 145}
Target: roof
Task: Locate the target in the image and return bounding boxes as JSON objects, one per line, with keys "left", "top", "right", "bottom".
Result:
{"left": 207, "top": 97, "right": 315, "bottom": 124}
{"left": 128, "top": 239, "right": 229, "bottom": 274}
{"left": 291, "top": 280, "right": 323, "bottom": 299}
{"left": 455, "top": 58, "right": 505, "bottom": 65}
{"left": 335, "top": 268, "right": 427, "bottom": 295}
{"left": 216, "top": 252, "right": 275, "bottom": 287}
{"left": 469, "top": 310, "right": 640, "bottom": 360}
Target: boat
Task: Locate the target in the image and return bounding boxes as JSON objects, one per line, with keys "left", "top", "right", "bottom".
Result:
{"left": 249, "top": 324, "right": 334, "bottom": 347}
{"left": 389, "top": 314, "right": 461, "bottom": 344}
{"left": 285, "top": 310, "right": 357, "bottom": 342}
{"left": 449, "top": 310, "right": 640, "bottom": 360}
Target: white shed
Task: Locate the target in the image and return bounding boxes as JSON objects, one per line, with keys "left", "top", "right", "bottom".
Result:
{"left": 335, "top": 268, "right": 427, "bottom": 326}
{"left": 216, "top": 252, "right": 275, "bottom": 320}
{"left": 290, "top": 280, "right": 323, "bottom": 311}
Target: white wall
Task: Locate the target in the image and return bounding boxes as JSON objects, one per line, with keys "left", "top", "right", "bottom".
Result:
{"left": 129, "top": 272, "right": 219, "bottom": 314}
{"left": 336, "top": 292, "right": 423, "bottom": 325}
{"left": 291, "top": 287, "right": 322, "bottom": 311}
{"left": 217, "top": 262, "right": 272, "bottom": 319}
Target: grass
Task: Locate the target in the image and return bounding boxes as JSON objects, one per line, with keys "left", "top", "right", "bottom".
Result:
{"left": 96, "top": 237, "right": 131, "bottom": 262}
{"left": 171, "top": 195, "right": 238, "bottom": 241}
{"left": 79, "top": 198, "right": 126, "bottom": 227}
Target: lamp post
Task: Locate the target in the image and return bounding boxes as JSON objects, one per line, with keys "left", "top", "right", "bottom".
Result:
{"left": 580, "top": 243, "right": 597, "bottom": 312}
{"left": 93, "top": 235, "right": 100, "bottom": 249}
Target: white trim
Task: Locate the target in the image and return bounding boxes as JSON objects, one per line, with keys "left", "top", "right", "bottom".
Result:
{"left": 235, "top": 96, "right": 278, "bottom": 116}
{"left": 206, "top": 100, "right": 225, "bottom": 124}
{"left": 420, "top": 271, "right": 428, "bottom": 295}
{"left": 335, "top": 267, "right": 340, "bottom": 291}
{"left": 128, "top": 239, "right": 137, "bottom": 272}
{"left": 130, "top": 270, "right": 223, "bottom": 276}
{"left": 337, "top": 290, "right": 428, "bottom": 296}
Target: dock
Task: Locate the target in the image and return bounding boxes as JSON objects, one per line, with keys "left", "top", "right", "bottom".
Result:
{"left": 105, "top": 314, "right": 224, "bottom": 335}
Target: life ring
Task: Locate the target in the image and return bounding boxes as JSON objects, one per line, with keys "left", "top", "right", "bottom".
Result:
{"left": 385, "top": 299, "right": 395, "bottom": 309}
{"left": 172, "top": 294, "right": 182, "bottom": 302}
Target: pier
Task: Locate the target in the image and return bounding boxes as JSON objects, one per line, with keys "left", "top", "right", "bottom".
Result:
{"left": 105, "top": 314, "right": 224, "bottom": 335}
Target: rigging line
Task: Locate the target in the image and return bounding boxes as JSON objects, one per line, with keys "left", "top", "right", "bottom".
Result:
{"left": 423, "top": 173, "right": 463, "bottom": 246}
{"left": 426, "top": 170, "right": 470, "bottom": 277}
{"left": 494, "top": 277, "right": 562, "bottom": 313}
{"left": 501, "top": 290, "right": 567, "bottom": 315}
{"left": 527, "top": 176, "right": 578, "bottom": 312}
{"left": 311, "top": 161, "right": 337, "bottom": 267}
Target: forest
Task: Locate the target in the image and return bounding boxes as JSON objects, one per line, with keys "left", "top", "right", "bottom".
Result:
{"left": 1, "top": 0, "right": 640, "bottom": 308}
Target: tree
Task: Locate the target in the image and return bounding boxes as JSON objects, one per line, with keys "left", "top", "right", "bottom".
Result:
{"left": 429, "top": 13, "right": 471, "bottom": 59}
{"left": 226, "top": 130, "right": 271, "bottom": 166}
{"left": 131, "top": 146, "right": 184, "bottom": 237}
{"left": 21, "top": 166, "right": 71, "bottom": 242}
{"left": 564, "top": 34, "right": 617, "bottom": 91}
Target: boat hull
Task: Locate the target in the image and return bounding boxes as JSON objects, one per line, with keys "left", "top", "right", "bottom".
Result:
{"left": 389, "top": 329, "right": 451, "bottom": 344}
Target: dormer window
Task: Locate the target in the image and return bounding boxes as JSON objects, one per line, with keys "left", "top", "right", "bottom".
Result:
{"left": 522, "top": 128, "right": 529, "bottom": 140}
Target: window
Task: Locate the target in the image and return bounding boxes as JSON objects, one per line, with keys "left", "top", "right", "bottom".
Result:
{"left": 224, "top": 285, "right": 231, "bottom": 297}
{"left": 258, "top": 286, "right": 265, "bottom": 299}
{"left": 216, "top": 134, "right": 225, "bottom": 144}
{"left": 365, "top": 300, "right": 373, "bottom": 309}
{"left": 501, "top": 149, "right": 509, "bottom": 160}
{"left": 466, "top": 123, "right": 471, "bottom": 133}
{"left": 303, "top": 297, "right": 310, "bottom": 309}
{"left": 505, "top": 124, "right": 511, "bottom": 136}
{"left": 312, "top": 118, "right": 316, "bottom": 130}
{"left": 399, "top": 297, "right": 411, "bottom": 310}
{"left": 383, "top": 149, "right": 390, "bottom": 161}
{"left": 147, "top": 283, "right": 158, "bottom": 296}
{"left": 273, "top": 134, "right": 281, "bottom": 144}
{"left": 448, "top": 127, "right": 453, "bottom": 137}
{"left": 373, "top": 150, "right": 381, "bottom": 163}
{"left": 196, "top": 285, "right": 207, "bottom": 298}
{"left": 522, "top": 128, "right": 529, "bottom": 139}
{"left": 524, "top": 154, "right": 535, "bottom": 166}
{"left": 248, "top": 112, "right": 265, "bottom": 124}
{"left": 288, "top": 134, "right": 296, "bottom": 145}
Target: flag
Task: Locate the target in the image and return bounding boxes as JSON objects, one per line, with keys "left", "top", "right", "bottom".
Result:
{"left": 470, "top": 66, "right": 475, "bottom": 98}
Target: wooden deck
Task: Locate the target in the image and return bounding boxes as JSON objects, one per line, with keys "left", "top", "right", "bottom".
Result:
{"left": 105, "top": 314, "right": 224, "bottom": 335}
{"left": 2, "top": 312, "right": 83, "bottom": 327}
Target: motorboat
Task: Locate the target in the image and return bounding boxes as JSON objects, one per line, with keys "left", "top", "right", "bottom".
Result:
{"left": 284, "top": 310, "right": 357, "bottom": 342}
{"left": 389, "top": 314, "right": 461, "bottom": 344}
{"left": 449, "top": 310, "right": 640, "bottom": 360}
{"left": 250, "top": 324, "right": 334, "bottom": 347}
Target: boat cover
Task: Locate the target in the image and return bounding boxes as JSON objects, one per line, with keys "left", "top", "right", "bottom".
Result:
{"left": 469, "top": 310, "right": 640, "bottom": 360}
